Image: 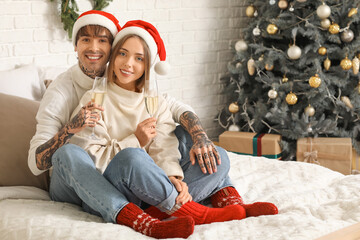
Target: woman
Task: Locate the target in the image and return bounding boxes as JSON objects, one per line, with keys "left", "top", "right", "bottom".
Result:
{"left": 69, "top": 20, "right": 247, "bottom": 239}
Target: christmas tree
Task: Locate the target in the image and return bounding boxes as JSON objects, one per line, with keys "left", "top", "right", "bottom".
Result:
{"left": 218, "top": 0, "right": 360, "bottom": 160}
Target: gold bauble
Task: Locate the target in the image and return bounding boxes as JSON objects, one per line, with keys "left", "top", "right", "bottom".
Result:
{"left": 324, "top": 57, "right": 331, "bottom": 70}
{"left": 267, "top": 24, "right": 279, "bottom": 35}
{"left": 286, "top": 92, "right": 298, "bottom": 105}
{"left": 318, "top": 46, "right": 327, "bottom": 55}
{"left": 341, "top": 96, "right": 354, "bottom": 109}
{"left": 348, "top": 8, "right": 358, "bottom": 17}
{"left": 229, "top": 102, "right": 240, "bottom": 113}
{"left": 282, "top": 75, "right": 289, "bottom": 83}
{"left": 309, "top": 74, "right": 321, "bottom": 88}
{"left": 340, "top": 57, "right": 352, "bottom": 70}
{"left": 246, "top": 5, "right": 256, "bottom": 17}
{"left": 328, "top": 23, "right": 340, "bottom": 34}
{"left": 352, "top": 56, "right": 360, "bottom": 75}
{"left": 265, "top": 63, "right": 274, "bottom": 71}
{"left": 247, "top": 58, "right": 255, "bottom": 76}
{"left": 278, "top": 0, "right": 288, "bottom": 9}
{"left": 305, "top": 104, "right": 315, "bottom": 117}
{"left": 358, "top": 82, "right": 360, "bottom": 94}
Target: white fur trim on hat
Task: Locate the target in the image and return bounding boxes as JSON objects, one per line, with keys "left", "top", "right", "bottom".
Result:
{"left": 112, "top": 26, "right": 158, "bottom": 65}
{"left": 72, "top": 13, "right": 119, "bottom": 46}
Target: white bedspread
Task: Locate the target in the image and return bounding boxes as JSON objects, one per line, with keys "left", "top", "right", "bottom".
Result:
{"left": 1, "top": 152, "right": 360, "bottom": 240}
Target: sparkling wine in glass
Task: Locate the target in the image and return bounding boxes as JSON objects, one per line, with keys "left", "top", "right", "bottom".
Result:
{"left": 145, "top": 79, "right": 159, "bottom": 117}
{"left": 89, "top": 76, "right": 107, "bottom": 139}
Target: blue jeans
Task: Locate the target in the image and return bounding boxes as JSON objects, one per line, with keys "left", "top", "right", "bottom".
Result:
{"left": 49, "top": 126, "right": 233, "bottom": 223}
{"left": 174, "top": 126, "right": 233, "bottom": 203}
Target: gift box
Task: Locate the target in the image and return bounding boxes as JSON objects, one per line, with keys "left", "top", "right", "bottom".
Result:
{"left": 219, "top": 131, "right": 282, "bottom": 159}
{"left": 352, "top": 148, "right": 360, "bottom": 175}
{"left": 297, "top": 137, "right": 353, "bottom": 175}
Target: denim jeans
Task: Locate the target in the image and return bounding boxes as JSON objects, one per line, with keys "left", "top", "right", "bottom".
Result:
{"left": 49, "top": 126, "right": 233, "bottom": 223}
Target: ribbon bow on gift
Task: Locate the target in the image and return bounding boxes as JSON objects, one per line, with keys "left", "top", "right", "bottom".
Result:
{"left": 303, "top": 150, "right": 320, "bottom": 165}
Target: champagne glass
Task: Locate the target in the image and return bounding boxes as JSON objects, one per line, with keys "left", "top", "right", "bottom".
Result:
{"left": 89, "top": 76, "right": 107, "bottom": 139}
{"left": 144, "top": 79, "right": 159, "bottom": 117}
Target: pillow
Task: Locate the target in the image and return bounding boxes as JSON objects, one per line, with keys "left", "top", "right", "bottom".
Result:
{"left": 0, "top": 64, "right": 45, "bottom": 101}
{"left": 0, "top": 93, "right": 49, "bottom": 191}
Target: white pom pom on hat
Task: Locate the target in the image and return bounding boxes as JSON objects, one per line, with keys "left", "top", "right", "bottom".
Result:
{"left": 112, "top": 20, "right": 170, "bottom": 75}
{"left": 72, "top": 10, "right": 121, "bottom": 47}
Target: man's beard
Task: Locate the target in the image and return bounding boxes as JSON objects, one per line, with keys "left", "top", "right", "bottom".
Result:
{"left": 78, "top": 61, "right": 105, "bottom": 79}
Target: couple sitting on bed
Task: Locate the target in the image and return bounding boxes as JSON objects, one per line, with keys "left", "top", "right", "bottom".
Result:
{"left": 28, "top": 10, "right": 278, "bottom": 239}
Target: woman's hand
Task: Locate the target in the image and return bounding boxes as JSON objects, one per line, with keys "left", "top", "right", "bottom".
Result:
{"left": 169, "top": 176, "right": 192, "bottom": 205}
{"left": 66, "top": 101, "right": 104, "bottom": 134}
{"left": 135, "top": 117, "right": 157, "bottom": 147}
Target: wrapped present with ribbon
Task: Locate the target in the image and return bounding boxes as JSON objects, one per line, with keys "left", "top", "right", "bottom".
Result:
{"left": 297, "top": 137, "right": 353, "bottom": 175}
{"left": 219, "top": 131, "right": 282, "bottom": 159}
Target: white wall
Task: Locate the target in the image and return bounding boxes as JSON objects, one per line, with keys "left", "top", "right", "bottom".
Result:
{"left": 0, "top": 0, "right": 248, "bottom": 139}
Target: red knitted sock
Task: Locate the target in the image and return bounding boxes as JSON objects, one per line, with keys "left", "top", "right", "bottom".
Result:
{"left": 210, "top": 187, "right": 278, "bottom": 217}
{"left": 116, "top": 203, "right": 194, "bottom": 239}
{"left": 144, "top": 206, "right": 170, "bottom": 220}
{"left": 171, "top": 201, "right": 246, "bottom": 225}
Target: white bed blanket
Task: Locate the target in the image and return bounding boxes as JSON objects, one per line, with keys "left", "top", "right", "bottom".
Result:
{"left": 1, "top": 152, "right": 360, "bottom": 240}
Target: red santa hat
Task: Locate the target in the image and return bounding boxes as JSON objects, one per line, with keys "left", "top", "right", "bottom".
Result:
{"left": 72, "top": 10, "right": 121, "bottom": 46}
{"left": 112, "top": 20, "right": 170, "bottom": 75}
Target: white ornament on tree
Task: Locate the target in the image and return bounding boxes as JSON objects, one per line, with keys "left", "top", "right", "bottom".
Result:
{"left": 228, "top": 124, "right": 240, "bottom": 131}
{"left": 316, "top": 3, "right": 331, "bottom": 19}
{"left": 235, "top": 40, "right": 248, "bottom": 51}
{"left": 287, "top": 44, "right": 302, "bottom": 60}
{"left": 268, "top": 89, "right": 278, "bottom": 99}
{"left": 320, "top": 19, "right": 331, "bottom": 29}
{"left": 253, "top": 26, "right": 261, "bottom": 36}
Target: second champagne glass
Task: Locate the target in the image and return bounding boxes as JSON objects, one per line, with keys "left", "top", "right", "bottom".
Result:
{"left": 144, "top": 79, "right": 159, "bottom": 117}
{"left": 89, "top": 76, "right": 107, "bottom": 139}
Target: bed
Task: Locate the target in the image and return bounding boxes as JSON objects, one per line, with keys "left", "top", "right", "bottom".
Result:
{"left": 1, "top": 65, "right": 360, "bottom": 240}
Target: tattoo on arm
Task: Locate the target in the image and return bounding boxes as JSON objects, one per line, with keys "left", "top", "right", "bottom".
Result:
{"left": 34, "top": 111, "right": 85, "bottom": 170}
{"left": 179, "top": 111, "right": 208, "bottom": 144}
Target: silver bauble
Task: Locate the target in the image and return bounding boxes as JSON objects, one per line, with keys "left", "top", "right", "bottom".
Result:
{"left": 287, "top": 45, "right": 302, "bottom": 60}
{"left": 268, "top": 89, "right": 278, "bottom": 99}
{"left": 320, "top": 19, "right": 331, "bottom": 29}
{"left": 228, "top": 124, "right": 240, "bottom": 132}
{"left": 340, "top": 29, "right": 354, "bottom": 43}
{"left": 235, "top": 40, "right": 248, "bottom": 51}
{"left": 316, "top": 3, "right": 331, "bottom": 19}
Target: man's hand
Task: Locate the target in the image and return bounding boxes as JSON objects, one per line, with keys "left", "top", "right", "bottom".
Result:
{"left": 135, "top": 117, "right": 157, "bottom": 147}
{"left": 67, "top": 101, "right": 104, "bottom": 134}
{"left": 169, "top": 176, "right": 192, "bottom": 205}
{"left": 179, "top": 111, "right": 221, "bottom": 174}
{"left": 190, "top": 135, "right": 221, "bottom": 174}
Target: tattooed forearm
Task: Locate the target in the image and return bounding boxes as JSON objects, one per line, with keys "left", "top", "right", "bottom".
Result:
{"left": 34, "top": 112, "right": 86, "bottom": 170}
{"left": 179, "top": 111, "right": 207, "bottom": 141}
{"left": 35, "top": 126, "right": 74, "bottom": 170}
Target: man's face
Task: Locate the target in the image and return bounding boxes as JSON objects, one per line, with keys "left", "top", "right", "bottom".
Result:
{"left": 75, "top": 28, "right": 112, "bottom": 78}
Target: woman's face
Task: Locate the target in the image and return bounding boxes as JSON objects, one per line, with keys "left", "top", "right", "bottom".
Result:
{"left": 113, "top": 37, "right": 145, "bottom": 91}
